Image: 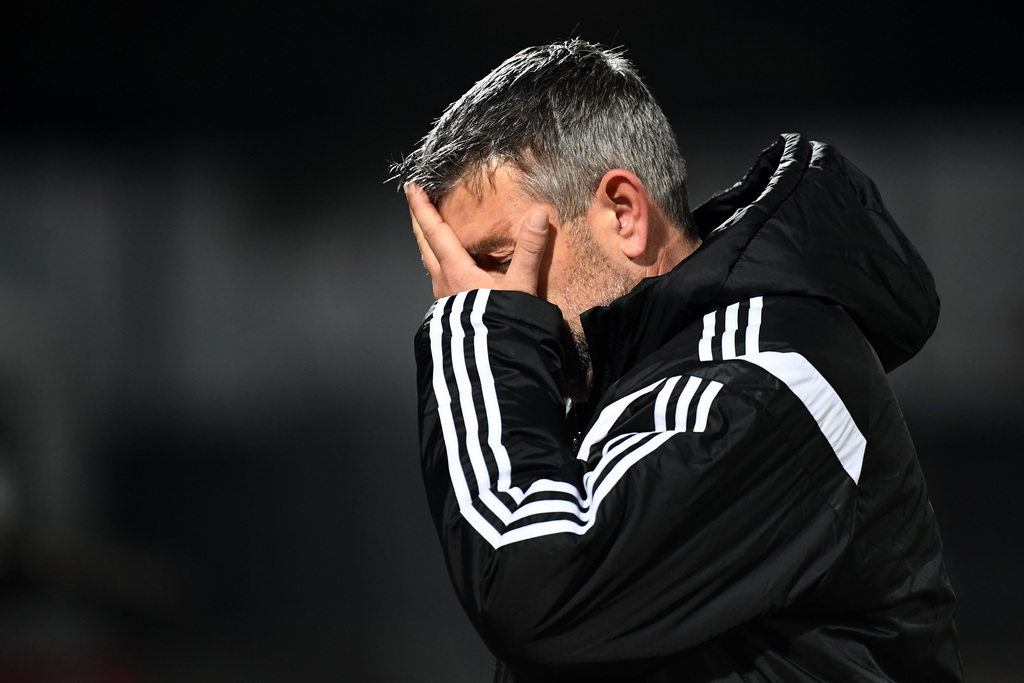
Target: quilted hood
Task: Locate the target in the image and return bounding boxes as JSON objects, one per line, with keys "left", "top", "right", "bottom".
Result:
{"left": 583, "top": 133, "right": 940, "bottom": 390}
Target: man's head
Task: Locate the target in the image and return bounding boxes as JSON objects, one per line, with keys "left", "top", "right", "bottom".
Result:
{"left": 397, "top": 40, "right": 698, "bottom": 398}
{"left": 428, "top": 163, "right": 642, "bottom": 367}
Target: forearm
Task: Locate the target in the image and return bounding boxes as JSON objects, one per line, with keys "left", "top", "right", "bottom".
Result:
{"left": 417, "top": 289, "right": 577, "bottom": 545}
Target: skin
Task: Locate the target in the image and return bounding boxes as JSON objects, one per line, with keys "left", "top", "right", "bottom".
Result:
{"left": 406, "top": 166, "right": 556, "bottom": 301}
{"left": 407, "top": 164, "right": 696, "bottom": 311}
{"left": 406, "top": 164, "right": 699, "bottom": 397}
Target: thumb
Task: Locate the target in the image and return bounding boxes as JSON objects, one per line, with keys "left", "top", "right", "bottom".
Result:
{"left": 505, "top": 211, "right": 550, "bottom": 295}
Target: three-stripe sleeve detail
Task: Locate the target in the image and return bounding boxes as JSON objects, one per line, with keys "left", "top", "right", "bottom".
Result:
{"left": 699, "top": 296, "right": 865, "bottom": 484}
{"left": 428, "top": 290, "right": 726, "bottom": 549}
{"left": 700, "top": 298, "right": 763, "bottom": 361}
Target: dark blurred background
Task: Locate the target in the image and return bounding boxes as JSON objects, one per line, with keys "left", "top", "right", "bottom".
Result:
{"left": 1, "top": 1, "right": 1021, "bottom": 681}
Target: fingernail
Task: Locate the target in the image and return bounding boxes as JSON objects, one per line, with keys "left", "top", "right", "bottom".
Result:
{"left": 527, "top": 212, "right": 548, "bottom": 233}
{"left": 404, "top": 182, "right": 418, "bottom": 195}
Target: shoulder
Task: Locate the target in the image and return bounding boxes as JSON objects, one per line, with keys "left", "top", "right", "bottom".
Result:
{"left": 596, "top": 295, "right": 875, "bottom": 484}
{"left": 613, "top": 295, "right": 872, "bottom": 398}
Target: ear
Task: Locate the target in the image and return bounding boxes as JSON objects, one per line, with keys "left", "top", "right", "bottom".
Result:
{"left": 592, "top": 169, "right": 650, "bottom": 261}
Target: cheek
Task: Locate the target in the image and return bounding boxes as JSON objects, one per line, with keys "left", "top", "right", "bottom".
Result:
{"left": 535, "top": 229, "right": 575, "bottom": 303}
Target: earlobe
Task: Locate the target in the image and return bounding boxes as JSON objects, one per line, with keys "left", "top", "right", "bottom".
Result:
{"left": 596, "top": 169, "right": 649, "bottom": 261}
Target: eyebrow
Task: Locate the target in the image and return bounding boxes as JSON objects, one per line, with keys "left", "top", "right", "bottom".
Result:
{"left": 466, "top": 229, "right": 515, "bottom": 259}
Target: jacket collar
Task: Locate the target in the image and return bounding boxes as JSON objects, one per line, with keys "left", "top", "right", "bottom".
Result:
{"left": 582, "top": 133, "right": 939, "bottom": 399}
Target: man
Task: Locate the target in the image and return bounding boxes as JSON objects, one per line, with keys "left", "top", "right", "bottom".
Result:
{"left": 394, "top": 40, "right": 961, "bottom": 682}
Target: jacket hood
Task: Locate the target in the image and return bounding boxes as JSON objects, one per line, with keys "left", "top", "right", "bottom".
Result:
{"left": 583, "top": 133, "right": 940, "bottom": 392}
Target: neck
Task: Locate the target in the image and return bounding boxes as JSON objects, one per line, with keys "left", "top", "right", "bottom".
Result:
{"left": 644, "top": 219, "right": 701, "bottom": 278}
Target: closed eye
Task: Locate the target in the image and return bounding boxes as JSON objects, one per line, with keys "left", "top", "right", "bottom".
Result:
{"left": 467, "top": 232, "right": 516, "bottom": 273}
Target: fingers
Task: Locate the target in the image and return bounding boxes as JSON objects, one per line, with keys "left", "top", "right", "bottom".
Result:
{"left": 405, "top": 183, "right": 473, "bottom": 272}
{"left": 406, "top": 184, "right": 441, "bottom": 276}
{"left": 504, "top": 211, "right": 550, "bottom": 296}
{"left": 406, "top": 182, "right": 490, "bottom": 299}
{"left": 404, "top": 183, "right": 550, "bottom": 300}
{"left": 409, "top": 204, "right": 440, "bottom": 276}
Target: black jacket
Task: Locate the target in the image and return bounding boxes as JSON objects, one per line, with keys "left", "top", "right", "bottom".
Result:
{"left": 414, "top": 134, "right": 962, "bottom": 682}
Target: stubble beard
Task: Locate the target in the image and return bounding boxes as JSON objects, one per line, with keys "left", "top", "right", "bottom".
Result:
{"left": 560, "top": 224, "right": 639, "bottom": 404}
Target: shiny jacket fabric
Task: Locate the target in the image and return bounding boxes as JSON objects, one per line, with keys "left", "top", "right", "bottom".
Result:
{"left": 414, "top": 134, "right": 962, "bottom": 682}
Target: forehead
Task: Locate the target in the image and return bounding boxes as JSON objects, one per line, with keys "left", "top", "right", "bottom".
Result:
{"left": 438, "top": 166, "right": 537, "bottom": 251}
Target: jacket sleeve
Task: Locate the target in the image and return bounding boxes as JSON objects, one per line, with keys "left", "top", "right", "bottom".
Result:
{"left": 415, "top": 289, "right": 857, "bottom": 679}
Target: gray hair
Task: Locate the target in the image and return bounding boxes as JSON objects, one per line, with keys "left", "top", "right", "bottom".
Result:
{"left": 392, "top": 40, "right": 696, "bottom": 240}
